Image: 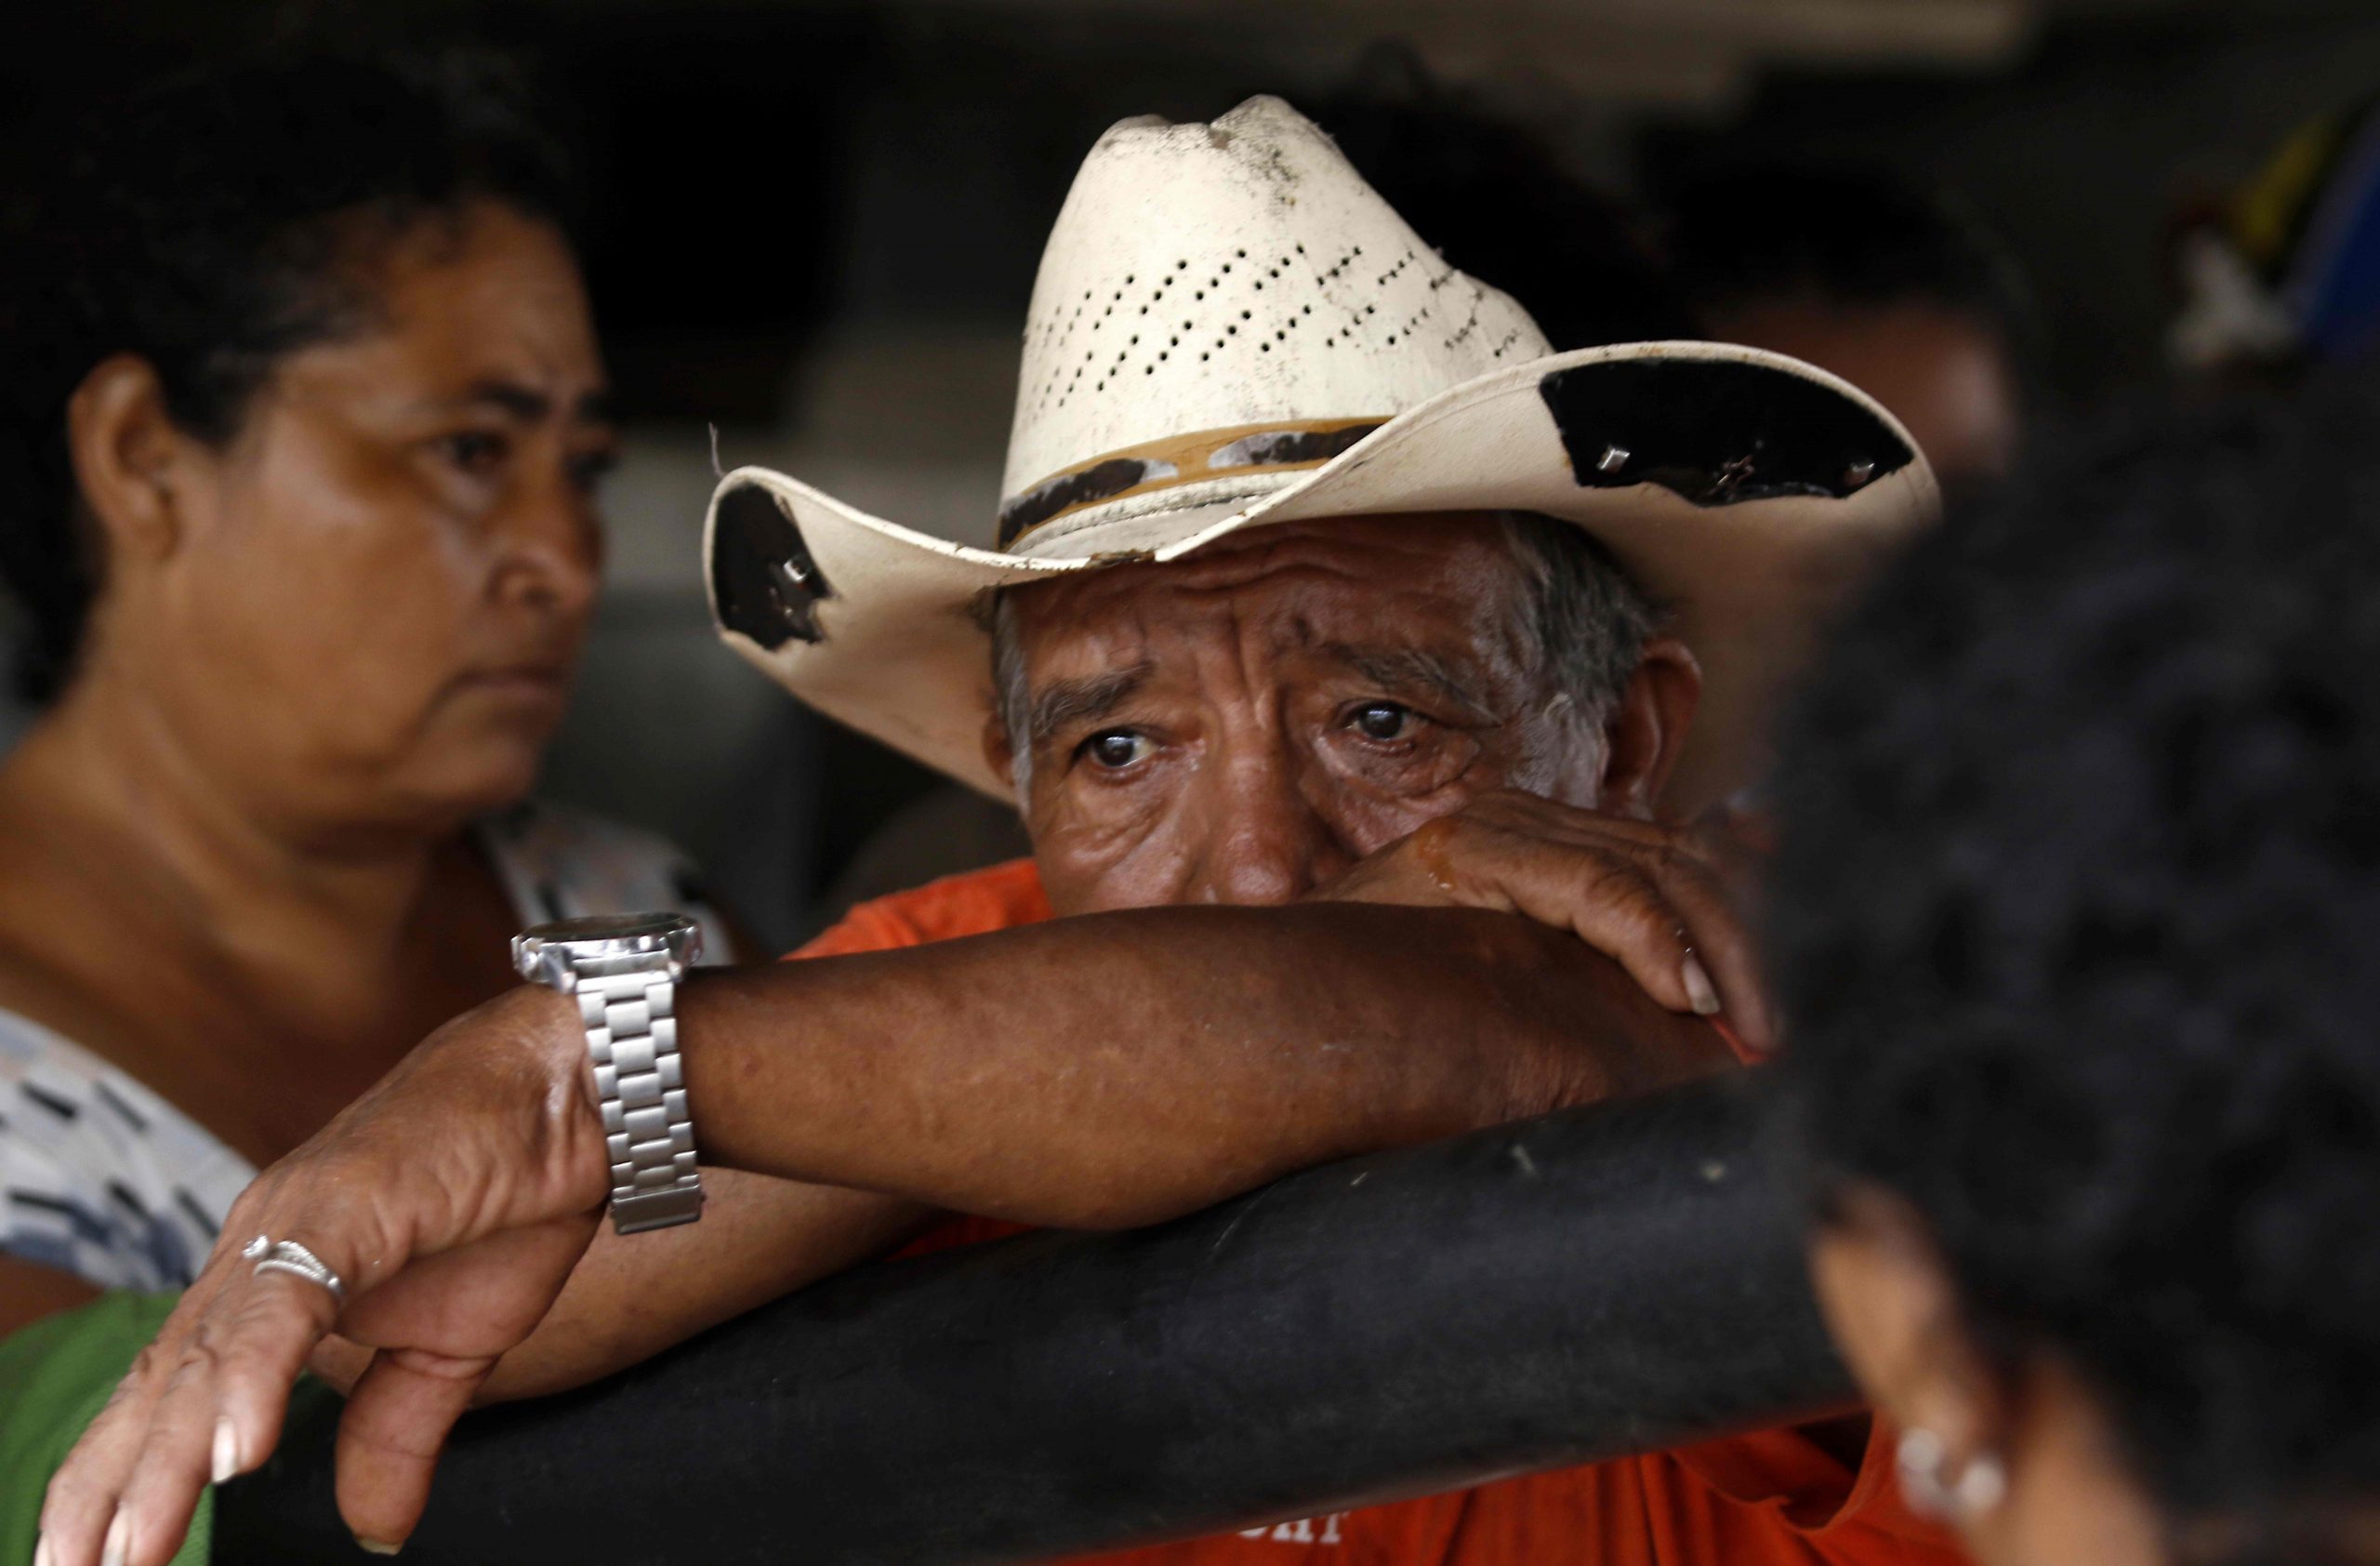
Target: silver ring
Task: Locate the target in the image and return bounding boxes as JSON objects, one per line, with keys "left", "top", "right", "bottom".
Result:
{"left": 242, "top": 1234, "right": 346, "bottom": 1305}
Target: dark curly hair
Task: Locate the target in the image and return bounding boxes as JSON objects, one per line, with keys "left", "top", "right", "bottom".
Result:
{"left": 1767, "top": 371, "right": 2380, "bottom": 1549}
{"left": 0, "top": 48, "right": 577, "bottom": 703}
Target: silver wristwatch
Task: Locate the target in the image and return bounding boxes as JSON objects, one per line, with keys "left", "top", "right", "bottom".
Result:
{"left": 513, "top": 912, "right": 707, "bottom": 1235}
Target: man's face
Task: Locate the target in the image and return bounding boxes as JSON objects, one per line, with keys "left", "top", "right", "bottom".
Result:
{"left": 995, "top": 511, "right": 1613, "bottom": 915}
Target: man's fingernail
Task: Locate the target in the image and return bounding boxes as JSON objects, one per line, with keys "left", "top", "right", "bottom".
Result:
{"left": 1681, "top": 954, "right": 1722, "bottom": 1015}
{"left": 33, "top": 1531, "right": 53, "bottom": 1566}
{"left": 212, "top": 1416, "right": 241, "bottom": 1485}
{"left": 356, "top": 1539, "right": 403, "bottom": 1556}
{"left": 101, "top": 1509, "right": 130, "bottom": 1566}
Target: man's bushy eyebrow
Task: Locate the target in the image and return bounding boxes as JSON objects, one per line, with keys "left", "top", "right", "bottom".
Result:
{"left": 1027, "top": 663, "right": 1154, "bottom": 747}
{"left": 1327, "top": 644, "right": 1494, "bottom": 719}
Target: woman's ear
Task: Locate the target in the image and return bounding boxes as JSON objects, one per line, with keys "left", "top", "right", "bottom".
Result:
{"left": 1597, "top": 635, "right": 1702, "bottom": 820}
{"left": 1818, "top": 1186, "right": 2175, "bottom": 1566}
{"left": 66, "top": 353, "right": 196, "bottom": 564}
{"left": 1810, "top": 1184, "right": 2008, "bottom": 1472}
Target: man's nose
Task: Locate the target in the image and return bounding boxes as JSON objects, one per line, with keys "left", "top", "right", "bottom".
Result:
{"left": 1186, "top": 753, "right": 1354, "bottom": 906}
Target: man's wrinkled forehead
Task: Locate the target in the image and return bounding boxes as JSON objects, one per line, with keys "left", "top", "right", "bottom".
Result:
{"left": 1006, "top": 511, "right": 1518, "bottom": 637}
{"left": 1000, "top": 511, "right": 1532, "bottom": 711}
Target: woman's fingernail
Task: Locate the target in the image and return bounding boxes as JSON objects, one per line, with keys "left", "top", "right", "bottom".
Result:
{"left": 101, "top": 1509, "right": 130, "bottom": 1566}
{"left": 1681, "top": 953, "right": 1722, "bottom": 1015}
{"left": 212, "top": 1416, "right": 241, "bottom": 1485}
{"left": 356, "top": 1539, "right": 403, "bottom": 1556}
{"left": 33, "top": 1532, "right": 54, "bottom": 1566}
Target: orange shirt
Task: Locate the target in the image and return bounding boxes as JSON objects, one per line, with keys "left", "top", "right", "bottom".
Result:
{"left": 792, "top": 859, "right": 1967, "bottom": 1566}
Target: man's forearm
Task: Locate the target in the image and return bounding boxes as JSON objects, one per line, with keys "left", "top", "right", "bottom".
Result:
{"left": 677, "top": 902, "right": 1731, "bottom": 1229}
{"left": 366, "top": 902, "right": 1729, "bottom": 1407}
{"left": 469, "top": 902, "right": 1728, "bottom": 1404}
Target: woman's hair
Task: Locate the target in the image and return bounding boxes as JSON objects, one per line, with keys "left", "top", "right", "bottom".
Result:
{"left": 1766, "top": 371, "right": 2380, "bottom": 1538}
{"left": 0, "top": 49, "right": 578, "bottom": 703}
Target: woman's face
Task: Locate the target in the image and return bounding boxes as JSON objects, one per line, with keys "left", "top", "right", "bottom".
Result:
{"left": 98, "top": 199, "right": 615, "bottom": 836}
{"left": 1811, "top": 1191, "right": 2171, "bottom": 1566}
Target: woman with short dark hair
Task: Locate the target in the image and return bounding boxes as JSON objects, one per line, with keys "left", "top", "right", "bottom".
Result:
{"left": 0, "top": 51, "right": 733, "bottom": 1336}
{"left": 1769, "top": 376, "right": 2380, "bottom": 1566}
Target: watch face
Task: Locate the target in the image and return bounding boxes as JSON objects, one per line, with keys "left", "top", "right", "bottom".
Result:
{"left": 527, "top": 912, "right": 691, "bottom": 944}
{"left": 513, "top": 911, "right": 702, "bottom": 987}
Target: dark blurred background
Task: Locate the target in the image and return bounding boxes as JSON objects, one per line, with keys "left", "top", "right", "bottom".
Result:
{"left": 6, "top": 0, "right": 2376, "bottom": 947}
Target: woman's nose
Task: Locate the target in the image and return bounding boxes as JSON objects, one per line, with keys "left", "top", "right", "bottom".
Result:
{"left": 496, "top": 479, "right": 603, "bottom": 615}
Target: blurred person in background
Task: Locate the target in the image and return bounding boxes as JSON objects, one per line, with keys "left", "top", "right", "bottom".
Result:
{"left": 1317, "top": 60, "right": 1699, "bottom": 352}
{"left": 0, "top": 51, "right": 736, "bottom": 1340}
{"left": 1667, "top": 165, "right": 2036, "bottom": 500}
{"left": 1771, "top": 373, "right": 2380, "bottom": 1566}
{"left": 2167, "top": 97, "right": 2380, "bottom": 381}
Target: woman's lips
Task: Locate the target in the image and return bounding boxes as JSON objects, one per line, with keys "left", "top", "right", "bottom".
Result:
{"left": 452, "top": 664, "right": 572, "bottom": 704}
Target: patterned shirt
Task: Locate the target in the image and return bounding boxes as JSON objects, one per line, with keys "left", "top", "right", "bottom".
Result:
{"left": 0, "top": 803, "right": 732, "bottom": 1293}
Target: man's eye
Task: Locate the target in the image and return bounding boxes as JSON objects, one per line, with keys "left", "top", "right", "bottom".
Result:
{"left": 1347, "top": 701, "right": 1418, "bottom": 742}
{"left": 439, "top": 431, "right": 509, "bottom": 474}
{"left": 1079, "top": 730, "right": 1153, "bottom": 770}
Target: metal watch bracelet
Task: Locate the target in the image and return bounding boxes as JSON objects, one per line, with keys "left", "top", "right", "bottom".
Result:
{"left": 572, "top": 949, "right": 704, "bottom": 1234}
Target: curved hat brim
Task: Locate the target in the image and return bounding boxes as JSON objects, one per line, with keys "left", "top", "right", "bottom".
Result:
{"left": 704, "top": 340, "right": 1939, "bottom": 816}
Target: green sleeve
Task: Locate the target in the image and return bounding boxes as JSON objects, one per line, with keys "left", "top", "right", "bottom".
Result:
{"left": 0, "top": 1292, "right": 210, "bottom": 1566}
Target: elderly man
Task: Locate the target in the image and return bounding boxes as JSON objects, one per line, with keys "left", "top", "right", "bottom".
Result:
{"left": 39, "top": 100, "right": 1946, "bottom": 1566}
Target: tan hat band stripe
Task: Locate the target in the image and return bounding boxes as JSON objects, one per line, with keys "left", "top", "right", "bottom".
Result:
{"left": 997, "top": 417, "right": 1387, "bottom": 548}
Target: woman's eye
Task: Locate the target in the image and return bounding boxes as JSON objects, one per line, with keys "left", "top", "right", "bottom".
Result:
{"left": 439, "top": 431, "right": 509, "bottom": 474}
{"left": 1080, "top": 730, "right": 1153, "bottom": 770}
{"left": 1348, "top": 701, "right": 1418, "bottom": 742}
{"left": 567, "top": 447, "right": 619, "bottom": 493}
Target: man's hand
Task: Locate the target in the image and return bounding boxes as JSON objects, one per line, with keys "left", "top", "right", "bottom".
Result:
{"left": 38, "top": 986, "right": 610, "bottom": 1566}
{"left": 1311, "top": 790, "right": 1775, "bottom": 1053}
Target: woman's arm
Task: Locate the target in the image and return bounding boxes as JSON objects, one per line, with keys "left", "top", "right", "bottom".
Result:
{"left": 0, "top": 1254, "right": 101, "bottom": 1338}
{"left": 471, "top": 1174, "right": 932, "bottom": 1402}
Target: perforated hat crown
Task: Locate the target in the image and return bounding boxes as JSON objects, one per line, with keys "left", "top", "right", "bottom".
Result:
{"left": 998, "top": 96, "right": 1551, "bottom": 555}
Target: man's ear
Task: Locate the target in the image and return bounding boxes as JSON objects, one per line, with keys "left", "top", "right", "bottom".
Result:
{"left": 66, "top": 353, "right": 196, "bottom": 564}
{"left": 1597, "top": 635, "right": 1701, "bottom": 819}
{"left": 981, "top": 708, "right": 1019, "bottom": 794}
{"left": 1810, "top": 1184, "right": 2008, "bottom": 1469}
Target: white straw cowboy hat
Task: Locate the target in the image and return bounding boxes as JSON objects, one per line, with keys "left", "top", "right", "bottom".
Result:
{"left": 706, "top": 96, "right": 1939, "bottom": 816}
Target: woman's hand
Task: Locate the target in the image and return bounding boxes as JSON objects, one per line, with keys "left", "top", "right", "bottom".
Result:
{"left": 38, "top": 985, "right": 611, "bottom": 1566}
{"left": 1310, "top": 790, "right": 1776, "bottom": 1053}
